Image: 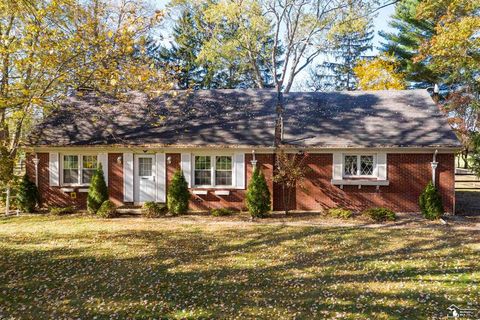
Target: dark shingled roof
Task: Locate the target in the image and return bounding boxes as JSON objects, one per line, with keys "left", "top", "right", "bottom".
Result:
{"left": 28, "top": 89, "right": 278, "bottom": 147}
{"left": 28, "top": 89, "right": 460, "bottom": 148}
{"left": 282, "top": 90, "right": 461, "bottom": 148}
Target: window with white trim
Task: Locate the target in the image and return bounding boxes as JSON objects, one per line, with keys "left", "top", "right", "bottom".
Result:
{"left": 215, "top": 156, "right": 232, "bottom": 186}
{"left": 344, "top": 155, "right": 375, "bottom": 177}
{"left": 63, "top": 155, "right": 79, "bottom": 184}
{"left": 62, "top": 154, "right": 98, "bottom": 185}
{"left": 82, "top": 155, "right": 98, "bottom": 184}
{"left": 194, "top": 156, "right": 212, "bottom": 186}
{"left": 193, "top": 155, "right": 233, "bottom": 187}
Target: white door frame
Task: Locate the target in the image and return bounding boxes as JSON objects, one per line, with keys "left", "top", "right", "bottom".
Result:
{"left": 133, "top": 154, "right": 156, "bottom": 204}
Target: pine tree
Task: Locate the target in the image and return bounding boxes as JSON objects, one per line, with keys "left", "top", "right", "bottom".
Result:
{"left": 245, "top": 167, "right": 271, "bottom": 218}
{"left": 167, "top": 170, "right": 190, "bottom": 215}
{"left": 16, "top": 174, "right": 39, "bottom": 213}
{"left": 307, "top": 23, "right": 373, "bottom": 91}
{"left": 154, "top": 9, "right": 206, "bottom": 89}
{"left": 153, "top": 2, "right": 279, "bottom": 89}
{"left": 379, "top": 0, "right": 438, "bottom": 86}
{"left": 87, "top": 163, "right": 109, "bottom": 214}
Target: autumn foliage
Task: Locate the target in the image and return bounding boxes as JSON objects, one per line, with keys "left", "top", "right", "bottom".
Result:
{"left": 354, "top": 55, "right": 406, "bottom": 90}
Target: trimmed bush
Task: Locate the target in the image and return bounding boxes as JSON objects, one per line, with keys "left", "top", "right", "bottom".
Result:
{"left": 50, "top": 206, "right": 75, "bottom": 215}
{"left": 87, "top": 163, "right": 109, "bottom": 214}
{"left": 97, "top": 200, "right": 117, "bottom": 218}
{"left": 143, "top": 201, "right": 167, "bottom": 218}
{"left": 362, "top": 207, "right": 396, "bottom": 222}
{"left": 16, "top": 174, "right": 39, "bottom": 213}
{"left": 327, "top": 208, "right": 353, "bottom": 219}
{"left": 167, "top": 170, "right": 189, "bottom": 215}
{"left": 245, "top": 167, "right": 271, "bottom": 218}
{"left": 419, "top": 182, "right": 444, "bottom": 220}
{"left": 211, "top": 208, "right": 233, "bottom": 217}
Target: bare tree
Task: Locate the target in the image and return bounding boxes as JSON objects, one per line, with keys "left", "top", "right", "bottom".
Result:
{"left": 273, "top": 151, "right": 309, "bottom": 215}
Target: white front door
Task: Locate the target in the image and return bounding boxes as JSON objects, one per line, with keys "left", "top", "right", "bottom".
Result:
{"left": 134, "top": 155, "right": 156, "bottom": 203}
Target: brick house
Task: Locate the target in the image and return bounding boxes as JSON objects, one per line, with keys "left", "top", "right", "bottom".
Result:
{"left": 25, "top": 89, "right": 461, "bottom": 213}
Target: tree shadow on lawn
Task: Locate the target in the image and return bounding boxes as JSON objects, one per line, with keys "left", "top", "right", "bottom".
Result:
{"left": 0, "top": 225, "right": 479, "bottom": 319}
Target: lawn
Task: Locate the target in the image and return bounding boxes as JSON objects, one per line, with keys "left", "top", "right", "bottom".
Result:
{"left": 0, "top": 215, "right": 479, "bottom": 319}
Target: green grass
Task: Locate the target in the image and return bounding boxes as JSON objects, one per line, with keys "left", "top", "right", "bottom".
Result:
{"left": 0, "top": 215, "right": 479, "bottom": 319}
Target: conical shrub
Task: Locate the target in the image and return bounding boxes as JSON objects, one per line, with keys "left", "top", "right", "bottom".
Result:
{"left": 419, "top": 181, "right": 444, "bottom": 220}
{"left": 87, "top": 163, "right": 108, "bottom": 214}
{"left": 245, "top": 167, "right": 271, "bottom": 218}
{"left": 167, "top": 170, "right": 189, "bottom": 215}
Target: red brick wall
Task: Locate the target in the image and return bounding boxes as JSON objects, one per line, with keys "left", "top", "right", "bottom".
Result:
{"left": 26, "top": 153, "right": 87, "bottom": 209}
{"left": 108, "top": 153, "right": 124, "bottom": 206}
{"left": 27, "top": 151, "right": 455, "bottom": 213}
{"left": 272, "top": 153, "right": 455, "bottom": 213}
{"left": 166, "top": 153, "right": 274, "bottom": 211}
{"left": 26, "top": 152, "right": 124, "bottom": 209}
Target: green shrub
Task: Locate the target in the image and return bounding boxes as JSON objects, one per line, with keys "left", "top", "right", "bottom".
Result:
{"left": 143, "top": 201, "right": 167, "bottom": 218}
{"left": 15, "top": 174, "right": 39, "bottom": 213}
{"left": 327, "top": 208, "right": 353, "bottom": 219}
{"left": 87, "top": 163, "right": 109, "bottom": 214}
{"left": 211, "top": 208, "right": 233, "bottom": 217}
{"left": 245, "top": 167, "right": 271, "bottom": 218}
{"left": 50, "top": 206, "right": 75, "bottom": 215}
{"left": 97, "top": 200, "right": 117, "bottom": 218}
{"left": 167, "top": 170, "right": 190, "bottom": 215}
{"left": 362, "top": 207, "right": 396, "bottom": 222}
{"left": 419, "top": 182, "right": 444, "bottom": 220}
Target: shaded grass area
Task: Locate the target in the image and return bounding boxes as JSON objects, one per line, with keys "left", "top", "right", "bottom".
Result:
{"left": 0, "top": 215, "right": 479, "bottom": 319}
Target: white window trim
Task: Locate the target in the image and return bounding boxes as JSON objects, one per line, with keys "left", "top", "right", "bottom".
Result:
{"left": 193, "top": 154, "right": 234, "bottom": 188}
{"left": 60, "top": 153, "right": 99, "bottom": 187}
{"left": 343, "top": 153, "right": 377, "bottom": 179}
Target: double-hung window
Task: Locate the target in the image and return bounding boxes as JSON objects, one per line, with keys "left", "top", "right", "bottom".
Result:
{"left": 344, "top": 155, "right": 375, "bottom": 177}
{"left": 63, "top": 155, "right": 79, "bottom": 184}
{"left": 82, "top": 155, "right": 98, "bottom": 184}
{"left": 215, "top": 156, "right": 233, "bottom": 186}
{"left": 62, "top": 154, "right": 98, "bottom": 185}
{"left": 194, "top": 155, "right": 233, "bottom": 187}
{"left": 194, "top": 156, "right": 212, "bottom": 186}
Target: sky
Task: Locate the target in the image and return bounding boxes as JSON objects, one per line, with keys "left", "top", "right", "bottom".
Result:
{"left": 149, "top": 0, "right": 397, "bottom": 89}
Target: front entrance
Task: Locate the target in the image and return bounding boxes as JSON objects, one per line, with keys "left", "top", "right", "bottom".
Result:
{"left": 134, "top": 155, "right": 156, "bottom": 203}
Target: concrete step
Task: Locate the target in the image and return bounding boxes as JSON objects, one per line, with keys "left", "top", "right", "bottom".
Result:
{"left": 116, "top": 206, "right": 143, "bottom": 215}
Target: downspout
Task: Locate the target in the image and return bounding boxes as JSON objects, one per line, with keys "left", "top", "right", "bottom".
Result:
{"left": 431, "top": 149, "right": 438, "bottom": 185}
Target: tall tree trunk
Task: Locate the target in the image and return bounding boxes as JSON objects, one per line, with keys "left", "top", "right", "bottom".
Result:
{"left": 247, "top": 52, "right": 264, "bottom": 89}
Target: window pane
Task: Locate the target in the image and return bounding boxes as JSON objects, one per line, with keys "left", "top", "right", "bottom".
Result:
{"left": 344, "top": 155, "right": 357, "bottom": 176}
{"left": 64, "top": 155, "right": 78, "bottom": 169}
{"left": 139, "top": 158, "right": 153, "bottom": 176}
{"left": 195, "top": 156, "right": 211, "bottom": 170}
{"left": 215, "top": 156, "right": 232, "bottom": 185}
{"left": 216, "top": 156, "right": 232, "bottom": 170}
{"left": 63, "top": 155, "right": 79, "bottom": 184}
{"left": 215, "top": 171, "right": 232, "bottom": 186}
{"left": 83, "top": 155, "right": 97, "bottom": 169}
{"left": 194, "top": 170, "right": 211, "bottom": 185}
{"left": 360, "top": 156, "right": 374, "bottom": 175}
{"left": 63, "top": 169, "right": 78, "bottom": 184}
{"left": 194, "top": 156, "right": 211, "bottom": 185}
{"left": 82, "top": 170, "right": 95, "bottom": 184}
{"left": 82, "top": 155, "right": 98, "bottom": 184}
